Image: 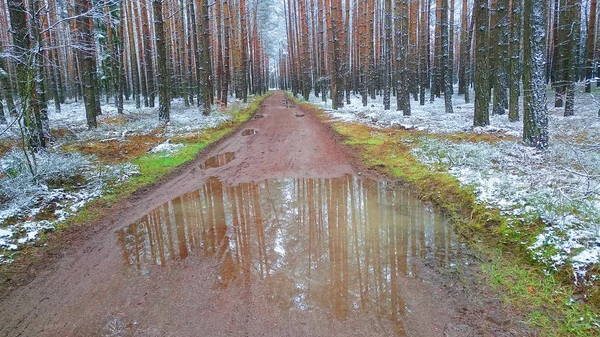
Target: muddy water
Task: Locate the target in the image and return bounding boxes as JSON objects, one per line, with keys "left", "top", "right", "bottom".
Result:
{"left": 117, "top": 175, "right": 457, "bottom": 324}
{"left": 201, "top": 152, "right": 235, "bottom": 169}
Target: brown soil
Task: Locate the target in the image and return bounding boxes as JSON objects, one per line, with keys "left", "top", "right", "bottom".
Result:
{"left": 0, "top": 92, "right": 532, "bottom": 337}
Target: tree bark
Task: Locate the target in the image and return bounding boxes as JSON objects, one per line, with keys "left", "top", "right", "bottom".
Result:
{"left": 508, "top": 0, "right": 522, "bottom": 121}
{"left": 523, "top": 0, "right": 549, "bottom": 148}
{"left": 442, "top": 0, "right": 453, "bottom": 113}
{"left": 585, "top": 0, "right": 597, "bottom": 92}
{"left": 153, "top": 0, "right": 170, "bottom": 122}
{"left": 74, "top": 0, "right": 99, "bottom": 129}
{"left": 474, "top": 0, "right": 491, "bottom": 126}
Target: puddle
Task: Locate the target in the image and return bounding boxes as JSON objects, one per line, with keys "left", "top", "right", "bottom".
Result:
{"left": 200, "top": 152, "right": 235, "bottom": 169}
{"left": 295, "top": 114, "right": 305, "bottom": 117}
{"left": 118, "top": 175, "right": 460, "bottom": 324}
{"left": 253, "top": 114, "right": 264, "bottom": 119}
{"left": 241, "top": 129, "right": 257, "bottom": 136}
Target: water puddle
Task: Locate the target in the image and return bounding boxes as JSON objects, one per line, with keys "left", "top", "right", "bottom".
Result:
{"left": 295, "top": 113, "right": 305, "bottom": 117}
{"left": 117, "top": 175, "right": 460, "bottom": 325}
{"left": 200, "top": 152, "right": 235, "bottom": 169}
{"left": 253, "top": 114, "right": 264, "bottom": 119}
{"left": 241, "top": 129, "right": 257, "bottom": 136}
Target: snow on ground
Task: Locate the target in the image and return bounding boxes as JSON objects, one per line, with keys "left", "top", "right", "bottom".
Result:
{"left": 309, "top": 86, "right": 600, "bottom": 283}
{"left": 0, "top": 96, "right": 248, "bottom": 261}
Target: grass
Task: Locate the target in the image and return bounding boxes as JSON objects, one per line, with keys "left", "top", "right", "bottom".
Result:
{"left": 295, "top": 98, "right": 600, "bottom": 336}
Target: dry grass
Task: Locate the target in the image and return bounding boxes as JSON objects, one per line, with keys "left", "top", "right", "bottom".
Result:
{"left": 64, "top": 131, "right": 166, "bottom": 164}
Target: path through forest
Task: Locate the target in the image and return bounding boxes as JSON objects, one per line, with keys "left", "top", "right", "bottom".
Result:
{"left": 0, "top": 92, "right": 529, "bottom": 336}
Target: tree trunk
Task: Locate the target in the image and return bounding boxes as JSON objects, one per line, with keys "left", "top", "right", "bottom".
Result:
{"left": 508, "top": 0, "right": 522, "bottom": 121}
{"left": 8, "top": 0, "right": 46, "bottom": 149}
{"left": 492, "top": 0, "right": 509, "bottom": 115}
{"left": 442, "top": 0, "right": 453, "bottom": 113}
{"left": 125, "top": 1, "right": 141, "bottom": 108}
{"left": 585, "top": 0, "right": 597, "bottom": 92}
{"left": 383, "top": 0, "right": 392, "bottom": 110}
{"left": 396, "top": 0, "right": 411, "bottom": 115}
{"left": 223, "top": 0, "right": 231, "bottom": 105}
{"left": 474, "top": 0, "right": 491, "bottom": 126}
{"left": 523, "top": 0, "right": 549, "bottom": 148}
{"left": 419, "top": 0, "right": 428, "bottom": 105}
{"left": 563, "top": 0, "right": 580, "bottom": 116}
{"left": 153, "top": 0, "right": 170, "bottom": 122}
{"left": 141, "top": 0, "right": 156, "bottom": 107}
{"left": 459, "top": 0, "right": 469, "bottom": 95}
{"left": 74, "top": 0, "right": 99, "bottom": 129}
{"left": 239, "top": 0, "right": 248, "bottom": 102}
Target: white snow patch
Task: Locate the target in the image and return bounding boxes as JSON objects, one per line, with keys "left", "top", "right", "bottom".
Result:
{"left": 149, "top": 140, "right": 184, "bottom": 154}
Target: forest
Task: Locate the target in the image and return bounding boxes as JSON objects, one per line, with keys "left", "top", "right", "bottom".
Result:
{"left": 0, "top": 0, "right": 596, "bottom": 150}
{"left": 1, "top": 0, "right": 600, "bottom": 335}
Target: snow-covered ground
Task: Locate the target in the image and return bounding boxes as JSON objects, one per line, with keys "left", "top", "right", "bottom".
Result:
{"left": 309, "top": 87, "right": 600, "bottom": 283}
{"left": 0, "top": 97, "right": 247, "bottom": 261}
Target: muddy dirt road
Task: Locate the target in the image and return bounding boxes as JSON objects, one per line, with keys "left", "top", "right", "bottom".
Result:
{"left": 0, "top": 92, "right": 528, "bottom": 336}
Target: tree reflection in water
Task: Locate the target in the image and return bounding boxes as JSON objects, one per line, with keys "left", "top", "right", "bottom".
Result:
{"left": 117, "top": 175, "right": 456, "bottom": 326}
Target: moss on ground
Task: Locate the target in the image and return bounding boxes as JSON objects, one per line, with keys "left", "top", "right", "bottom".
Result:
{"left": 296, "top": 99, "right": 600, "bottom": 337}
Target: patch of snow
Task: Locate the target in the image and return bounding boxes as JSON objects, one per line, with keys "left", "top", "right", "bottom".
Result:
{"left": 149, "top": 139, "right": 184, "bottom": 154}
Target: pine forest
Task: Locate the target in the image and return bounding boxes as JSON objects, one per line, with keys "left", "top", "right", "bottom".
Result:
{"left": 1, "top": 1, "right": 600, "bottom": 336}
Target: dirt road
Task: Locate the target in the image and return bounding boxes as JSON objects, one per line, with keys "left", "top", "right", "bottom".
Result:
{"left": 0, "top": 92, "right": 528, "bottom": 336}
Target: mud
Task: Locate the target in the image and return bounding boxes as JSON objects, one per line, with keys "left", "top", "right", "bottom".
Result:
{"left": 0, "top": 92, "right": 531, "bottom": 336}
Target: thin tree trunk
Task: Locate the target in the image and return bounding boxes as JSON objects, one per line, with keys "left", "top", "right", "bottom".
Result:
{"left": 474, "top": 0, "right": 491, "bottom": 126}
{"left": 585, "top": 0, "right": 597, "bottom": 92}
{"left": 419, "top": 0, "right": 428, "bottom": 105}
{"left": 442, "top": 0, "right": 453, "bottom": 113}
{"left": 492, "top": 0, "right": 509, "bottom": 115}
{"left": 141, "top": 0, "right": 156, "bottom": 107}
{"left": 508, "top": 0, "right": 522, "bottom": 121}
{"left": 383, "top": 0, "right": 392, "bottom": 110}
{"left": 125, "top": 1, "right": 141, "bottom": 108}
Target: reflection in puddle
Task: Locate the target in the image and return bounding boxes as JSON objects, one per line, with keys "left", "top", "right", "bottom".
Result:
{"left": 118, "top": 175, "right": 457, "bottom": 328}
{"left": 200, "top": 152, "right": 235, "bottom": 169}
{"left": 241, "top": 129, "right": 257, "bottom": 136}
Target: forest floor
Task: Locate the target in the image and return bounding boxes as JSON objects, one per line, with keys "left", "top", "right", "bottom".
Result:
{"left": 0, "top": 91, "right": 533, "bottom": 336}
